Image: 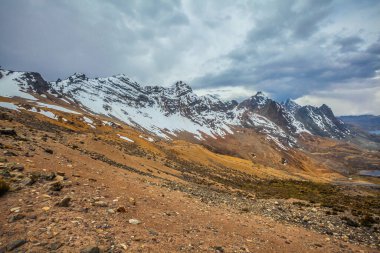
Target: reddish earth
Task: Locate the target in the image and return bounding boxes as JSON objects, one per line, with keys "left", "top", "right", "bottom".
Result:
{"left": 0, "top": 105, "right": 379, "bottom": 252}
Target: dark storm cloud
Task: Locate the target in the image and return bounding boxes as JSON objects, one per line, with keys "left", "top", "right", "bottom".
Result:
{"left": 0, "top": 0, "right": 379, "bottom": 114}
{"left": 192, "top": 0, "right": 380, "bottom": 103}
{"left": 334, "top": 36, "right": 364, "bottom": 53}
{"left": 0, "top": 0, "right": 190, "bottom": 82}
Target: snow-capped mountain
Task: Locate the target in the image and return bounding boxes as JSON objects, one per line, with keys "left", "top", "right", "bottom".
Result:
{"left": 0, "top": 69, "right": 350, "bottom": 148}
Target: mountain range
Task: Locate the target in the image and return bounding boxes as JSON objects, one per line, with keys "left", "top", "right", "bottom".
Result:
{"left": 0, "top": 69, "right": 350, "bottom": 149}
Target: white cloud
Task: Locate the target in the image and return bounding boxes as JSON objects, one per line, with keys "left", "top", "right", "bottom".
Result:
{"left": 295, "top": 77, "right": 380, "bottom": 115}
{"left": 194, "top": 86, "right": 259, "bottom": 101}
{"left": 1, "top": 0, "right": 379, "bottom": 115}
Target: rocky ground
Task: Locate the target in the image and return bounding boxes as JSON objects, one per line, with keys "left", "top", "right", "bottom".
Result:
{"left": 0, "top": 111, "right": 379, "bottom": 252}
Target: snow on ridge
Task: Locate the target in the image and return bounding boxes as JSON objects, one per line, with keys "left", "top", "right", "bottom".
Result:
{"left": 0, "top": 70, "right": 37, "bottom": 100}
{"left": 0, "top": 101, "right": 19, "bottom": 111}
{"left": 117, "top": 134, "right": 134, "bottom": 142}
{"left": 37, "top": 102, "right": 81, "bottom": 114}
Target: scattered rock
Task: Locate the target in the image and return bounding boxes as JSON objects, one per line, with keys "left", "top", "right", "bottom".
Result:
{"left": 6, "top": 239, "right": 27, "bottom": 251}
{"left": 0, "top": 179, "right": 10, "bottom": 195}
{"left": 21, "top": 176, "right": 36, "bottom": 186}
{"left": 49, "top": 242, "right": 63, "bottom": 250}
{"left": 93, "top": 201, "right": 108, "bottom": 207}
{"left": 55, "top": 175, "right": 65, "bottom": 181}
{"left": 57, "top": 171, "right": 65, "bottom": 176}
{"left": 4, "top": 150, "right": 17, "bottom": 156}
{"left": 48, "top": 181, "right": 63, "bottom": 191}
{"left": 9, "top": 163, "right": 24, "bottom": 171}
{"left": 8, "top": 213, "right": 25, "bottom": 222}
{"left": 56, "top": 196, "right": 71, "bottom": 207}
{"left": 116, "top": 206, "right": 126, "bottom": 213}
{"left": 107, "top": 209, "right": 115, "bottom": 214}
{"left": 44, "top": 148, "right": 54, "bottom": 154}
{"left": 42, "top": 206, "right": 51, "bottom": 211}
{"left": 41, "top": 171, "right": 56, "bottom": 181}
{"left": 0, "top": 128, "right": 17, "bottom": 136}
{"left": 10, "top": 207, "right": 21, "bottom": 212}
{"left": 214, "top": 246, "right": 225, "bottom": 253}
{"left": 129, "top": 197, "right": 136, "bottom": 205}
{"left": 80, "top": 246, "right": 100, "bottom": 253}
{"left": 128, "top": 218, "right": 141, "bottom": 225}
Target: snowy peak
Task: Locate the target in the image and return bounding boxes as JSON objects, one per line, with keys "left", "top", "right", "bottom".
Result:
{"left": 0, "top": 68, "right": 352, "bottom": 147}
{"left": 282, "top": 99, "right": 301, "bottom": 113}
{"left": 238, "top": 91, "right": 271, "bottom": 110}
{"left": 294, "top": 105, "right": 349, "bottom": 138}
{"left": 0, "top": 69, "right": 50, "bottom": 99}
{"left": 170, "top": 81, "right": 193, "bottom": 97}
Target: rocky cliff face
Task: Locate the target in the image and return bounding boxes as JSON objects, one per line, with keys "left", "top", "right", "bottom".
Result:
{"left": 0, "top": 68, "right": 350, "bottom": 148}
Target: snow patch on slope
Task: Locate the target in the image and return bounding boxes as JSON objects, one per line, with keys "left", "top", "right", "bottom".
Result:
{"left": 117, "top": 134, "right": 134, "bottom": 142}
{"left": 0, "top": 70, "right": 37, "bottom": 100}
{"left": 0, "top": 101, "right": 19, "bottom": 111}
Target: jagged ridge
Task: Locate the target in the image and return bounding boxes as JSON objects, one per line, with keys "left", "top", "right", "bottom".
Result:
{"left": 0, "top": 69, "right": 350, "bottom": 148}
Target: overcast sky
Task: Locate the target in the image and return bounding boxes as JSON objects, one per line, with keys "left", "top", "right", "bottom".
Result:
{"left": 1, "top": 0, "right": 379, "bottom": 115}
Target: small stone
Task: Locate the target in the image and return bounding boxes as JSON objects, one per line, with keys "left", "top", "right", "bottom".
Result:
{"left": 4, "top": 150, "right": 17, "bottom": 156}
{"left": 44, "top": 148, "right": 54, "bottom": 154}
{"left": 129, "top": 218, "right": 141, "bottom": 225}
{"left": 21, "top": 177, "right": 35, "bottom": 186}
{"left": 57, "top": 171, "right": 65, "bottom": 176}
{"left": 6, "top": 239, "right": 27, "bottom": 251}
{"left": 57, "top": 196, "right": 71, "bottom": 207}
{"left": 0, "top": 128, "right": 17, "bottom": 136}
{"left": 107, "top": 209, "right": 115, "bottom": 214}
{"left": 80, "top": 246, "right": 100, "bottom": 253}
{"left": 129, "top": 197, "right": 136, "bottom": 205}
{"left": 214, "top": 246, "right": 224, "bottom": 253}
{"left": 116, "top": 206, "right": 126, "bottom": 213}
{"left": 48, "top": 181, "right": 63, "bottom": 191}
{"left": 93, "top": 201, "right": 108, "bottom": 207}
{"left": 40, "top": 171, "right": 56, "bottom": 181}
{"left": 10, "top": 207, "right": 21, "bottom": 212}
{"left": 42, "top": 206, "right": 50, "bottom": 211}
{"left": 10, "top": 163, "right": 24, "bottom": 171}
{"left": 8, "top": 213, "right": 25, "bottom": 222}
{"left": 50, "top": 242, "right": 63, "bottom": 250}
{"left": 55, "top": 175, "right": 65, "bottom": 181}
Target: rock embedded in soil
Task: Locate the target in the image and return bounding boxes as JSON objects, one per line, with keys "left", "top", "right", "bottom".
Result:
{"left": 0, "top": 128, "right": 17, "bottom": 136}
{"left": 8, "top": 213, "right": 25, "bottom": 222}
{"left": 48, "top": 181, "right": 63, "bottom": 191}
{"left": 3, "top": 150, "right": 17, "bottom": 156}
{"left": 116, "top": 206, "right": 126, "bottom": 213}
{"left": 56, "top": 196, "right": 71, "bottom": 207}
{"left": 80, "top": 246, "right": 100, "bottom": 253}
{"left": 21, "top": 176, "right": 35, "bottom": 186}
{"left": 93, "top": 201, "right": 108, "bottom": 207}
{"left": 44, "top": 148, "right": 54, "bottom": 154}
{"left": 49, "top": 242, "right": 63, "bottom": 250}
{"left": 9, "top": 163, "right": 24, "bottom": 171}
{"left": 128, "top": 218, "right": 141, "bottom": 225}
{"left": 6, "top": 239, "right": 27, "bottom": 251}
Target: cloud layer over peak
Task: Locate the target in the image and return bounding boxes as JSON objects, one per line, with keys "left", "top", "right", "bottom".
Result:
{"left": 0, "top": 0, "right": 379, "bottom": 115}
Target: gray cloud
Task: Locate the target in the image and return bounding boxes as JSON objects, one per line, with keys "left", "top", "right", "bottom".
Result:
{"left": 0, "top": 0, "right": 380, "bottom": 114}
